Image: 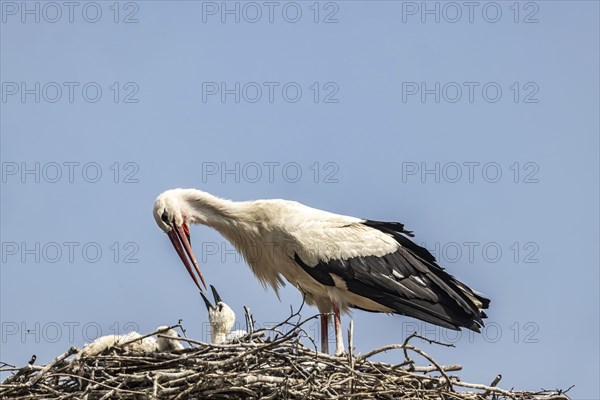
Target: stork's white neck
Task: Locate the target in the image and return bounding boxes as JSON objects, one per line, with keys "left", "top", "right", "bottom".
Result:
{"left": 208, "top": 302, "right": 237, "bottom": 344}
{"left": 173, "top": 189, "right": 244, "bottom": 227}
{"left": 159, "top": 188, "right": 291, "bottom": 294}
{"left": 168, "top": 189, "right": 261, "bottom": 250}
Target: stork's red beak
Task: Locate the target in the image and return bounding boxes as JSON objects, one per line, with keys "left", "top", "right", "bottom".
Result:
{"left": 166, "top": 220, "right": 207, "bottom": 292}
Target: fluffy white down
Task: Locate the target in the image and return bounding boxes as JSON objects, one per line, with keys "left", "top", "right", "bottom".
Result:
{"left": 77, "top": 327, "right": 183, "bottom": 358}
{"left": 156, "top": 326, "right": 185, "bottom": 351}
{"left": 208, "top": 301, "right": 247, "bottom": 344}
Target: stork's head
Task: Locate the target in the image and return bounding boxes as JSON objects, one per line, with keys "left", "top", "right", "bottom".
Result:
{"left": 153, "top": 190, "right": 206, "bottom": 292}
{"left": 200, "top": 285, "right": 236, "bottom": 340}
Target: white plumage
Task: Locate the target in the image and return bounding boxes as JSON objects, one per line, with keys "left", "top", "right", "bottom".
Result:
{"left": 155, "top": 325, "right": 185, "bottom": 352}
{"left": 200, "top": 285, "right": 247, "bottom": 344}
{"left": 153, "top": 188, "right": 490, "bottom": 355}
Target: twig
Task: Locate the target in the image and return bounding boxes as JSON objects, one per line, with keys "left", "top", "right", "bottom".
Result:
{"left": 27, "top": 346, "right": 78, "bottom": 385}
{"left": 483, "top": 374, "right": 503, "bottom": 397}
{"left": 244, "top": 305, "right": 255, "bottom": 334}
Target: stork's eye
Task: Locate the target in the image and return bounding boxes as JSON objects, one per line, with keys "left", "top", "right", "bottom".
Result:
{"left": 161, "top": 210, "right": 170, "bottom": 223}
{"left": 218, "top": 304, "right": 223, "bottom": 311}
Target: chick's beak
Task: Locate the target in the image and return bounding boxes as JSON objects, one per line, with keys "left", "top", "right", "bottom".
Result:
{"left": 200, "top": 291, "right": 213, "bottom": 311}
{"left": 210, "top": 285, "right": 223, "bottom": 304}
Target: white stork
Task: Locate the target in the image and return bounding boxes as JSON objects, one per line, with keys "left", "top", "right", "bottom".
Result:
{"left": 200, "top": 285, "right": 247, "bottom": 344}
{"left": 153, "top": 188, "right": 490, "bottom": 355}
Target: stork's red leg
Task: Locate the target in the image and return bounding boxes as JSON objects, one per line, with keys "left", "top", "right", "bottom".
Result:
{"left": 333, "top": 302, "right": 345, "bottom": 355}
{"left": 320, "top": 314, "right": 329, "bottom": 354}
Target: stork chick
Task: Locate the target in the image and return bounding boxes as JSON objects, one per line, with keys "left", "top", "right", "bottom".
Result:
{"left": 155, "top": 325, "right": 185, "bottom": 351}
{"left": 200, "top": 285, "right": 247, "bottom": 344}
{"left": 77, "top": 326, "right": 183, "bottom": 358}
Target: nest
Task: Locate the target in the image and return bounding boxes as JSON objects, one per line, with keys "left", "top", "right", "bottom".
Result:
{"left": 0, "top": 307, "right": 572, "bottom": 400}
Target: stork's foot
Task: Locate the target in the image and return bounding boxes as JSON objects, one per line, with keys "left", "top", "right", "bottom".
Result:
{"left": 334, "top": 343, "right": 345, "bottom": 357}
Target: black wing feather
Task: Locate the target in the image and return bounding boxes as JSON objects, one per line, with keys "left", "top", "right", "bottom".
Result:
{"left": 294, "top": 220, "right": 490, "bottom": 332}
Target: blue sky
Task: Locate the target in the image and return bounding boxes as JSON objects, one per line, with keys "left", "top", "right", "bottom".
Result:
{"left": 1, "top": 1, "right": 598, "bottom": 397}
